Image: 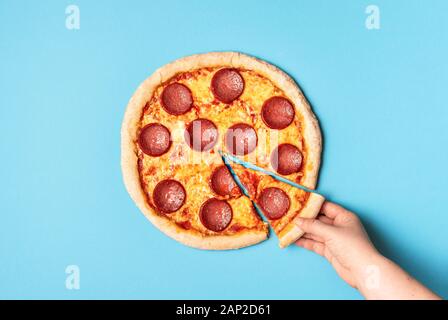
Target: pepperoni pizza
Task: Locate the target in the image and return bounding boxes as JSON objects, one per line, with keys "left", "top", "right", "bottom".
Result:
{"left": 121, "top": 52, "right": 322, "bottom": 250}
{"left": 230, "top": 164, "right": 325, "bottom": 248}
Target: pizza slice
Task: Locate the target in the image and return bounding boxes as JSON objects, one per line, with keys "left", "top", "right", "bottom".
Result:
{"left": 229, "top": 162, "right": 325, "bottom": 248}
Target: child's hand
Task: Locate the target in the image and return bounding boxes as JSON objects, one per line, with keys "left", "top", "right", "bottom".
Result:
{"left": 295, "top": 201, "right": 441, "bottom": 299}
{"left": 295, "top": 201, "right": 378, "bottom": 288}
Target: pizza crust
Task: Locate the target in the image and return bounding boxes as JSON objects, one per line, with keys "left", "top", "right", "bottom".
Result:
{"left": 121, "top": 52, "right": 321, "bottom": 250}
{"left": 278, "top": 193, "right": 325, "bottom": 248}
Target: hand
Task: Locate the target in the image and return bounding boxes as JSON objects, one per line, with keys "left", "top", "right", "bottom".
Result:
{"left": 295, "top": 201, "right": 378, "bottom": 288}
{"left": 295, "top": 201, "right": 441, "bottom": 299}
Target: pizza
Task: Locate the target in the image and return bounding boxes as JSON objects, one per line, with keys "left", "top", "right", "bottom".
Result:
{"left": 229, "top": 163, "right": 325, "bottom": 248}
{"left": 121, "top": 52, "right": 322, "bottom": 250}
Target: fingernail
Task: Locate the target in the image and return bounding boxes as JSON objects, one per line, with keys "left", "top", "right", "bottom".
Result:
{"left": 295, "top": 218, "right": 304, "bottom": 226}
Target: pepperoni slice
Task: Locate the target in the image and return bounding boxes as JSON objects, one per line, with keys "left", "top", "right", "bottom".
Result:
{"left": 211, "top": 68, "right": 244, "bottom": 103}
{"left": 161, "top": 83, "right": 193, "bottom": 115}
{"left": 200, "top": 198, "right": 233, "bottom": 232}
{"left": 138, "top": 123, "right": 171, "bottom": 157}
{"left": 224, "top": 123, "right": 257, "bottom": 155}
{"left": 261, "top": 96, "right": 295, "bottom": 129}
{"left": 271, "top": 144, "right": 303, "bottom": 175}
{"left": 257, "top": 187, "right": 290, "bottom": 220}
{"left": 184, "top": 118, "right": 219, "bottom": 152}
{"left": 153, "top": 179, "right": 186, "bottom": 213}
{"left": 210, "top": 165, "right": 241, "bottom": 197}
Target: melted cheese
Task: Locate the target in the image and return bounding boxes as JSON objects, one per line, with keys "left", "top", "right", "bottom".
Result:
{"left": 138, "top": 67, "right": 306, "bottom": 235}
{"left": 231, "top": 164, "right": 310, "bottom": 233}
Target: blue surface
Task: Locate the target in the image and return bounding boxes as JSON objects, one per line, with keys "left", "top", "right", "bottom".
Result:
{"left": 1, "top": 0, "right": 447, "bottom": 299}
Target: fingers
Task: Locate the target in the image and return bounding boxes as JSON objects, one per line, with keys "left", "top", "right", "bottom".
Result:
{"left": 320, "top": 201, "right": 349, "bottom": 219}
{"left": 322, "top": 201, "right": 361, "bottom": 227}
{"left": 295, "top": 217, "right": 335, "bottom": 239}
{"left": 318, "top": 215, "right": 333, "bottom": 225}
{"left": 296, "top": 238, "right": 325, "bottom": 256}
{"left": 303, "top": 233, "right": 324, "bottom": 242}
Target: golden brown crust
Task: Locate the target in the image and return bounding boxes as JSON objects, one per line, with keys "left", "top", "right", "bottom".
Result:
{"left": 121, "top": 52, "right": 321, "bottom": 250}
{"left": 278, "top": 193, "right": 325, "bottom": 248}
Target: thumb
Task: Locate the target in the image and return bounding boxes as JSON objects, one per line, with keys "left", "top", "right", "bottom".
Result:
{"left": 295, "top": 217, "right": 335, "bottom": 239}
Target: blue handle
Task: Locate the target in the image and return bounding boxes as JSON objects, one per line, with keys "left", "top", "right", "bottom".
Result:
{"left": 219, "top": 151, "right": 322, "bottom": 196}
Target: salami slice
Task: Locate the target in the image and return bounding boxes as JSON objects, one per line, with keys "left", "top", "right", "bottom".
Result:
{"left": 153, "top": 179, "right": 186, "bottom": 213}
{"left": 224, "top": 123, "right": 257, "bottom": 156}
{"left": 161, "top": 83, "right": 193, "bottom": 115}
{"left": 210, "top": 165, "right": 241, "bottom": 197}
{"left": 185, "top": 118, "right": 219, "bottom": 152}
{"left": 271, "top": 144, "right": 303, "bottom": 175}
{"left": 261, "top": 96, "right": 295, "bottom": 129}
{"left": 200, "top": 198, "right": 233, "bottom": 232}
{"left": 257, "top": 187, "right": 290, "bottom": 220}
{"left": 138, "top": 123, "right": 171, "bottom": 157}
{"left": 211, "top": 68, "right": 244, "bottom": 103}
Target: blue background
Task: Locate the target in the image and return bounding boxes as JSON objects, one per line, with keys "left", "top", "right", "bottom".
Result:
{"left": 1, "top": 0, "right": 447, "bottom": 299}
